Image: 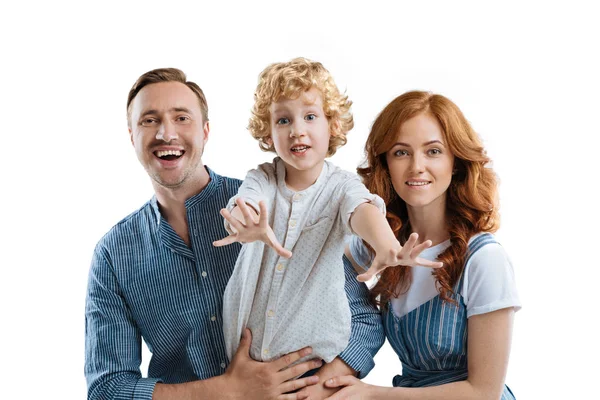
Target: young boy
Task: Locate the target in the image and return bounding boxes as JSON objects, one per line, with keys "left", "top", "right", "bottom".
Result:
{"left": 214, "top": 58, "right": 442, "bottom": 365}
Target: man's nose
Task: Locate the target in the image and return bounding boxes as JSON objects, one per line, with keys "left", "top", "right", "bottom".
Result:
{"left": 156, "top": 120, "right": 178, "bottom": 142}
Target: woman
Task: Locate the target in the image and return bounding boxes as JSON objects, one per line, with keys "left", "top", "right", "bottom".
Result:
{"left": 326, "top": 91, "right": 521, "bottom": 399}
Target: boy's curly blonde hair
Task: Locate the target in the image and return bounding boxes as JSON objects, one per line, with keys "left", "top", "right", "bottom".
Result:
{"left": 248, "top": 57, "right": 353, "bottom": 156}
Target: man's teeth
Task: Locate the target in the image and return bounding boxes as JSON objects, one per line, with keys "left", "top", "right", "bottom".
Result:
{"left": 156, "top": 150, "right": 183, "bottom": 157}
{"left": 407, "top": 181, "right": 430, "bottom": 186}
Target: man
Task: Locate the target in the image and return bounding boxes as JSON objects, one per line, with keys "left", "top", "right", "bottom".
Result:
{"left": 84, "top": 68, "right": 384, "bottom": 400}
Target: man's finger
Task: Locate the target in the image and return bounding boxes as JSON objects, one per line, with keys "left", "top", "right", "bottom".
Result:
{"left": 324, "top": 375, "right": 353, "bottom": 388}
{"left": 278, "top": 375, "right": 320, "bottom": 395}
{"left": 233, "top": 328, "right": 252, "bottom": 359}
{"left": 278, "top": 358, "right": 323, "bottom": 383}
{"left": 271, "top": 347, "right": 313, "bottom": 372}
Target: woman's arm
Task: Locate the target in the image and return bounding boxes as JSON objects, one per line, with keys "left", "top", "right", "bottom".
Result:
{"left": 325, "top": 307, "right": 515, "bottom": 400}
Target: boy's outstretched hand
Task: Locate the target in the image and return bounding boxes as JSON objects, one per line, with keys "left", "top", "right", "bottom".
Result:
{"left": 213, "top": 197, "right": 293, "bottom": 259}
{"left": 356, "top": 232, "right": 444, "bottom": 282}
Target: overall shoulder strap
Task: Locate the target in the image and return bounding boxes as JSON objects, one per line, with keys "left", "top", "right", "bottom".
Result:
{"left": 456, "top": 233, "right": 499, "bottom": 293}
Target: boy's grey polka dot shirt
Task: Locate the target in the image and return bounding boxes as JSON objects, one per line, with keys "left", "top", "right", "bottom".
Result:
{"left": 223, "top": 158, "right": 385, "bottom": 363}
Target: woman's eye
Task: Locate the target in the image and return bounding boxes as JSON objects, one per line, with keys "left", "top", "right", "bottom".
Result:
{"left": 428, "top": 148, "right": 441, "bottom": 155}
{"left": 394, "top": 149, "right": 409, "bottom": 156}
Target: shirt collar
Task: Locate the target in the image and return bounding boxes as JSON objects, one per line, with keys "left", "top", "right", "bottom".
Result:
{"left": 150, "top": 166, "right": 222, "bottom": 225}
{"left": 275, "top": 157, "right": 330, "bottom": 199}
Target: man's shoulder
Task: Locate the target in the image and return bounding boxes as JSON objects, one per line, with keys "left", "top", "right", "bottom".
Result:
{"left": 96, "top": 200, "right": 155, "bottom": 251}
{"left": 216, "top": 173, "right": 244, "bottom": 193}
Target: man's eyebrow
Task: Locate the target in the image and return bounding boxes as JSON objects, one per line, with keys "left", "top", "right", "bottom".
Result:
{"left": 140, "top": 109, "right": 158, "bottom": 118}
{"left": 171, "top": 107, "right": 192, "bottom": 113}
{"left": 140, "top": 107, "right": 192, "bottom": 118}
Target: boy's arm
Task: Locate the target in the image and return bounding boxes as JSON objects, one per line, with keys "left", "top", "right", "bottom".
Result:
{"left": 349, "top": 203, "right": 443, "bottom": 281}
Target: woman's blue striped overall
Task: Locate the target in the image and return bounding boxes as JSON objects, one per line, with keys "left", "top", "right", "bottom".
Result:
{"left": 382, "top": 233, "right": 516, "bottom": 399}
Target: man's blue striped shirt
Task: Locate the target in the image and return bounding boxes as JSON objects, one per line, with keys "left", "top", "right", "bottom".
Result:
{"left": 85, "top": 168, "right": 384, "bottom": 400}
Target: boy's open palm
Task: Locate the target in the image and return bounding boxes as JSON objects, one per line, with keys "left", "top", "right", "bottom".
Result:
{"left": 213, "top": 198, "right": 293, "bottom": 259}
{"left": 356, "top": 233, "right": 444, "bottom": 282}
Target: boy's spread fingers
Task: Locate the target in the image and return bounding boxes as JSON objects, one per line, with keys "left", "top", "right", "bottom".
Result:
{"left": 221, "top": 209, "right": 245, "bottom": 231}
{"left": 213, "top": 235, "right": 238, "bottom": 247}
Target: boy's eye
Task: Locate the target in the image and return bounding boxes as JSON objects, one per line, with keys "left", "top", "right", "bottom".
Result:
{"left": 276, "top": 117, "right": 290, "bottom": 125}
{"left": 305, "top": 114, "right": 316, "bottom": 121}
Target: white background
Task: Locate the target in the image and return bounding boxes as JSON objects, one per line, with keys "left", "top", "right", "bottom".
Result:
{"left": 1, "top": 1, "right": 598, "bottom": 399}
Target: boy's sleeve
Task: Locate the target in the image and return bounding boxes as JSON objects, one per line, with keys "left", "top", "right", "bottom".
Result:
{"left": 85, "top": 245, "right": 161, "bottom": 400}
{"left": 224, "top": 165, "right": 271, "bottom": 234}
{"left": 338, "top": 176, "right": 386, "bottom": 235}
{"left": 338, "top": 254, "right": 385, "bottom": 378}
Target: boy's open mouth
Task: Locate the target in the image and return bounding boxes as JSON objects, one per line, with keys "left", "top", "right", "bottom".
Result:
{"left": 290, "top": 145, "right": 310, "bottom": 154}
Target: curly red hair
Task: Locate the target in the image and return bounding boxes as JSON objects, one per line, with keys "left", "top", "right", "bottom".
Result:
{"left": 358, "top": 91, "right": 500, "bottom": 306}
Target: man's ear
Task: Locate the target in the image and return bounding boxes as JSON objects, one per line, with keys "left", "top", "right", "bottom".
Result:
{"left": 128, "top": 126, "right": 134, "bottom": 146}
{"left": 203, "top": 121, "right": 210, "bottom": 144}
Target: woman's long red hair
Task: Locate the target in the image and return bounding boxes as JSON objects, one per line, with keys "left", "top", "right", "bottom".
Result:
{"left": 359, "top": 91, "right": 500, "bottom": 306}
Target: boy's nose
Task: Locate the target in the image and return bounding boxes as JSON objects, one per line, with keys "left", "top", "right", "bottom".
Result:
{"left": 290, "top": 121, "right": 307, "bottom": 138}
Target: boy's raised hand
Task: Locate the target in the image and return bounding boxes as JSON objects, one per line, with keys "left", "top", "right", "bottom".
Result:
{"left": 213, "top": 197, "right": 293, "bottom": 259}
{"left": 356, "top": 233, "right": 444, "bottom": 282}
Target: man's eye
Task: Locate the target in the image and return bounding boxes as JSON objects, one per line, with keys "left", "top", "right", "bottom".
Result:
{"left": 305, "top": 114, "right": 316, "bottom": 121}
{"left": 277, "top": 118, "right": 289, "bottom": 125}
{"left": 141, "top": 119, "right": 157, "bottom": 126}
{"left": 176, "top": 116, "right": 190, "bottom": 122}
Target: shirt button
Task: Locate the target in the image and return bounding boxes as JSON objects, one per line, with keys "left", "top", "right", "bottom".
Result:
{"left": 210, "top": 315, "right": 216, "bottom": 322}
{"left": 263, "top": 349, "right": 269, "bottom": 355}
{"left": 276, "top": 264, "right": 284, "bottom": 272}
{"left": 220, "top": 362, "right": 226, "bottom": 369}
{"left": 289, "top": 219, "right": 297, "bottom": 228}
{"left": 267, "top": 310, "right": 275, "bottom": 317}
{"left": 201, "top": 271, "right": 208, "bottom": 278}
{"left": 170, "top": 248, "right": 175, "bottom": 253}
{"left": 293, "top": 193, "right": 302, "bottom": 201}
